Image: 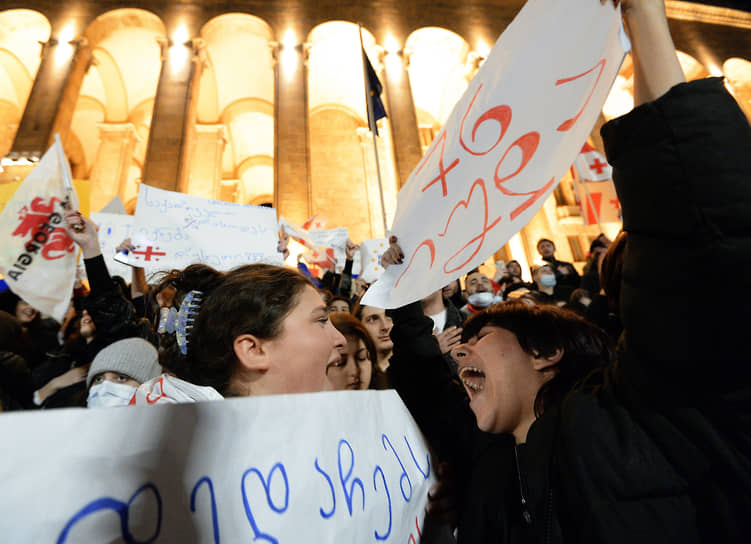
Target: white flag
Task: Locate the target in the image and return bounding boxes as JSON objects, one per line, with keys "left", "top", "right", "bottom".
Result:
{"left": 574, "top": 141, "right": 612, "bottom": 181}
{"left": 0, "top": 140, "right": 78, "bottom": 321}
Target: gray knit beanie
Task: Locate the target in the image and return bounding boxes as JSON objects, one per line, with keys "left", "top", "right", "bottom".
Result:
{"left": 87, "top": 338, "right": 162, "bottom": 387}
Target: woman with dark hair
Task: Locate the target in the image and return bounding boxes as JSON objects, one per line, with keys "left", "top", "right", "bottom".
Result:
{"left": 135, "top": 262, "right": 346, "bottom": 403}
{"left": 328, "top": 312, "right": 390, "bottom": 390}
{"left": 380, "top": 0, "right": 751, "bottom": 540}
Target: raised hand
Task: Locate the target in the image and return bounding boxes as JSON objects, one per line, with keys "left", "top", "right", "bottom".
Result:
{"left": 435, "top": 326, "right": 463, "bottom": 355}
{"left": 380, "top": 235, "right": 405, "bottom": 268}
{"left": 345, "top": 239, "right": 359, "bottom": 260}
{"left": 63, "top": 211, "right": 101, "bottom": 259}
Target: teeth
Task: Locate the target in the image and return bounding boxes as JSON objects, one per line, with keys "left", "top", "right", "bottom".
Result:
{"left": 459, "top": 366, "right": 485, "bottom": 393}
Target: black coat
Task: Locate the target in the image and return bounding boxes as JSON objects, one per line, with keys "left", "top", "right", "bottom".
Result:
{"left": 388, "top": 78, "right": 751, "bottom": 543}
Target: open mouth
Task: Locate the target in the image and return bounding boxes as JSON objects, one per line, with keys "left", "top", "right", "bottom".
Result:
{"left": 458, "top": 366, "right": 486, "bottom": 396}
{"left": 347, "top": 380, "right": 361, "bottom": 390}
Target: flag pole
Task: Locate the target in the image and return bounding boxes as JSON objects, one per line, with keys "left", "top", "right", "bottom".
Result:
{"left": 359, "top": 23, "right": 389, "bottom": 237}
{"left": 54, "top": 133, "right": 82, "bottom": 230}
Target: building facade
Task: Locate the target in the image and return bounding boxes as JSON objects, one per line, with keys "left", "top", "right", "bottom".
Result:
{"left": 0, "top": 0, "right": 749, "bottom": 276}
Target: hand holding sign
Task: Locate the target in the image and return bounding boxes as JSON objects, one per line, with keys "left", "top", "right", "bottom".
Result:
{"left": 362, "top": 0, "right": 629, "bottom": 309}
{"left": 63, "top": 210, "right": 101, "bottom": 259}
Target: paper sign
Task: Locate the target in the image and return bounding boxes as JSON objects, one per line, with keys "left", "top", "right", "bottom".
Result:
{"left": 362, "top": 0, "right": 629, "bottom": 308}
{"left": 0, "top": 390, "right": 434, "bottom": 543}
{"left": 135, "top": 185, "right": 283, "bottom": 271}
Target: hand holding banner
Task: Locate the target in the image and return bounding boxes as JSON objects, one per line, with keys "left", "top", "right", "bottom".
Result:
{"left": 363, "top": 0, "right": 629, "bottom": 308}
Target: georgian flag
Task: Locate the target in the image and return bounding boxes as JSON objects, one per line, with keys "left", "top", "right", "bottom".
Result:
{"left": 0, "top": 139, "right": 79, "bottom": 321}
{"left": 574, "top": 141, "right": 612, "bottom": 182}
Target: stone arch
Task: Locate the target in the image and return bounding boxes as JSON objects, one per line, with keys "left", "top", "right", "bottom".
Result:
{"left": 306, "top": 21, "right": 378, "bottom": 126}
{"left": 190, "top": 13, "right": 275, "bottom": 203}
{"left": 723, "top": 57, "right": 751, "bottom": 120}
{"left": 405, "top": 27, "right": 471, "bottom": 130}
{"left": 0, "top": 9, "right": 50, "bottom": 155}
{"left": 73, "top": 8, "right": 165, "bottom": 212}
{"left": 306, "top": 21, "right": 398, "bottom": 240}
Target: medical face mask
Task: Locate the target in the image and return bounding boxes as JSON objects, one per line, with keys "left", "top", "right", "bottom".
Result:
{"left": 468, "top": 292, "right": 502, "bottom": 308}
{"left": 539, "top": 274, "right": 557, "bottom": 288}
{"left": 87, "top": 381, "right": 137, "bottom": 408}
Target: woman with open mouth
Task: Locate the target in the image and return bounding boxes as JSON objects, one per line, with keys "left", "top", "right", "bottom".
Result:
{"left": 381, "top": 0, "right": 751, "bottom": 541}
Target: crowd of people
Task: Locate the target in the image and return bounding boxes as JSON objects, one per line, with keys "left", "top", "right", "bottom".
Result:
{"left": 0, "top": 0, "right": 749, "bottom": 542}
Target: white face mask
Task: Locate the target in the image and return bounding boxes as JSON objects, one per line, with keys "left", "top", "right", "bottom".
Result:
{"left": 468, "top": 292, "right": 502, "bottom": 309}
{"left": 87, "top": 381, "right": 137, "bottom": 408}
{"left": 539, "top": 274, "right": 557, "bottom": 287}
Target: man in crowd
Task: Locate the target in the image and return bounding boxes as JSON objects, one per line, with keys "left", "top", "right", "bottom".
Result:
{"left": 536, "top": 238, "right": 580, "bottom": 300}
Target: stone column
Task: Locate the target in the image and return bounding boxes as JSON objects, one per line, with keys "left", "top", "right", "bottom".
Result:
{"left": 382, "top": 51, "right": 422, "bottom": 188}
{"left": 10, "top": 33, "right": 92, "bottom": 157}
{"left": 186, "top": 124, "right": 226, "bottom": 200}
{"left": 141, "top": 16, "right": 204, "bottom": 193}
{"left": 274, "top": 34, "right": 311, "bottom": 224}
{"left": 88, "top": 123, "right": 139, "bottom": 212}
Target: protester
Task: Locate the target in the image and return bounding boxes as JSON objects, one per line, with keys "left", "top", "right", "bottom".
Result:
{"left": 327, "top": 295, "right": 352, "bottom": 315}
{"left": 137, "top": 263, "right": 345, "bottom": 402}
{"left": 441, "top": 279, "right": 465, "bottom": 311}
{"left": 86, "top": 338, "right": 162, "bottom": 408}
{"left": 0, "top": 311, "right": 36, "bottom": 410}
{"left": 0, "top": 291, "right": 59, "bottom": 360}
{"left": 28, "top": 212, "right": 155, "bottom": 409}
{"left": 353, "top": 302, "right": 393, "bottom": 381}
{"left": 529, "top": 262, "right": 565, "bottom": 305}
{"left": 380, "top": 0, "right": 751, "bottom": 540}
{"left": 460, "top": 269, "right": 502, "bottom": 319}
{"left": 536, "top": 238, "right": 580, "bottom": 300}
{"left": 422, "top": 289, "right": 463, "bottom": 373}
{"left": 327, "top": 312, "right": 384, "bottom": 390}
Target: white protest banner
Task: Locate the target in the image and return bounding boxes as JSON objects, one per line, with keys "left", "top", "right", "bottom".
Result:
{"left": 362, "top": 0, "right": 629, "bottom": 308}
{"left": 359, "top": 238, "right": 389, "bottom": 283}
{"left": 0, "top": 139, "right": 78, "bottom": 321}
{"left": 135, "top": 185, "right": 283, "bottom": 271}
{"left": 0, "top": 390, "right": 434, "bottom": 543}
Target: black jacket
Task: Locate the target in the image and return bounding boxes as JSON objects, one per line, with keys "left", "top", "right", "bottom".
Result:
{"left": 389, "top": 78, "right": 751, "bottom": 543}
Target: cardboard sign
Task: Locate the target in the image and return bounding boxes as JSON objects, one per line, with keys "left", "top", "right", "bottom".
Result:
{"left": 0, "top": 390, "right": 434, "bottom": 543}
{"left": 362, "top": 0, "right": 629, "bottom": 308}
{"left": 134, "top": 185, "right": 283, "bottom": 271}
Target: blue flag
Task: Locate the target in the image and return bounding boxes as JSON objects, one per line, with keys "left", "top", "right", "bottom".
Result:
{"left": 363, "top": 47, "right": 387, "bottom": 136}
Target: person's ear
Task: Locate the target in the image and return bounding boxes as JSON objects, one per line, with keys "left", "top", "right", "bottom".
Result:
{"left": 532, "top": 348, "right": 563, "bottom": 373}
{"left": 233, "top": 334, "right": 269, "bottom": 372}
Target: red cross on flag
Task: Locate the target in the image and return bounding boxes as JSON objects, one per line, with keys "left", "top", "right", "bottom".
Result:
{"left": 574, "top": 141, "right": 612, "bottom": 182}
{"left": 129, "top": 245, "right": 167, "bottom": 263}
{"left": 301, "top": 214, "right": 328, "bottom": 231}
